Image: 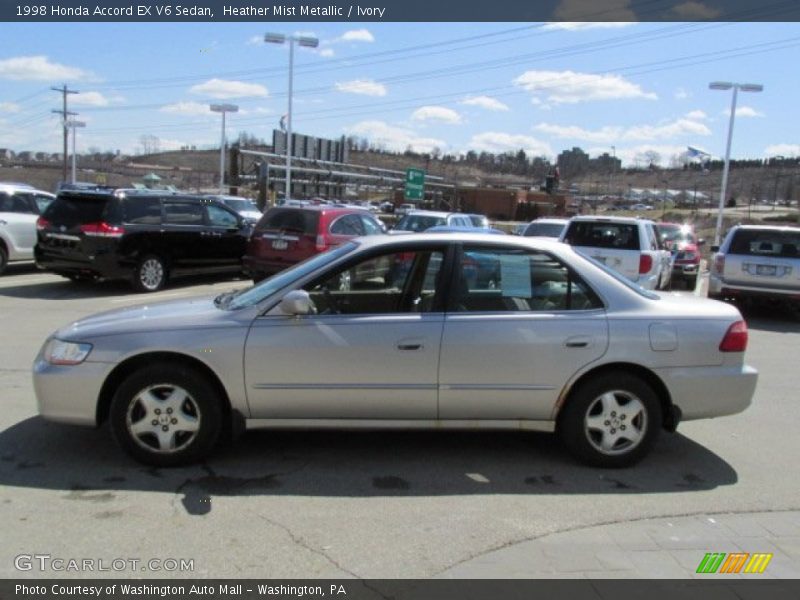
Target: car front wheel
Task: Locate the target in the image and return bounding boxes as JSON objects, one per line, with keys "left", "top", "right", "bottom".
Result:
{"left": 559, "top": 372, "right": 662, "bottom": 468}
{"left": 110, "top": 364, "right": 223, "bottom": 466}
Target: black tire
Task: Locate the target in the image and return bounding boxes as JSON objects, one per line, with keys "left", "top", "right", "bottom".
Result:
{"left": 0, "top": 245, "right": 8, "bottom": 275}
{"left": 109, "top": 364, "right": 224, "bottom": 467}
{"left": 132, "top": 254, "right": 168, "bottom": 293}
{"left": 558, "top": 371, "right": 662, "bottom": 468}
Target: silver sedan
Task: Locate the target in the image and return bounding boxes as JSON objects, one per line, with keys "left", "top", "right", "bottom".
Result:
{"left": 33, "top": 234, "right": 758, "bottom": 468}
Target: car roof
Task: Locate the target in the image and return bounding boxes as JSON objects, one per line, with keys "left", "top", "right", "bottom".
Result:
{"left": 570, "top": 215, "right": 652, "bottom": 225}
{"left": 730, "top": 224, "right": 800, "bottom": 232}
{"left": 269, "top": 205, "right": 370, "bottom": 215}
{"left": 530, "top": 218, "right": 569, "bottom": 224}
{"left": 354, "top": 232, "right": 569, "bottom": 250}
{"left": 425, "top": 226, "right": 506, "bottom": 234}
{"left": 405, "top": 210, "right": 458, "bottom": 218}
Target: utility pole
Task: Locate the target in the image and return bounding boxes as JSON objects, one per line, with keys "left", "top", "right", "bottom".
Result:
{"left": 51, "top": 84, "right": 79, "bottom": 182}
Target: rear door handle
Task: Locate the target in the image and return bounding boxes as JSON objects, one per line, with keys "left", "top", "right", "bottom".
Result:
{"left": 565, "top": 336, "right": 592, "bottom": 348}
{"left": 396, "top": 340, "right": 423, "bottom": 351}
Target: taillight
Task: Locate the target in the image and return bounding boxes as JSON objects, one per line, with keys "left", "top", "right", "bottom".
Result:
{"left": 714, "top": 254, "right": 725, "bottom": 274}
{"left": 719, "top": 320, "right": 748, "bottom": 352}
{"left": 80, "top": 222, "right": 125, "bottom": 238}
{"left": 315, "top": 234, "right": 329, "bottom": 252}
{"left": 639, "top": 254, "right": 653, "bottom": 274}
{"left": 36, "top": 217, "right": 51, "bottom": 231}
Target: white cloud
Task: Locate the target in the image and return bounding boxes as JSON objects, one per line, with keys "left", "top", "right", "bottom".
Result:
{"left": 346, "top": 120, "right": 445, "bottom": 153}
{"left": 552, "top": 0, "right": 636, "bottom": 21}
{"left": 71, "top": 91, "right": 112, "bottom": 107}
{"left": 670, "top": 1, "right": 721, "bottom": 19}
{"left": 723, "top": 105, "right": 764, "bottom": 118}
{"left": 685, "top": 109, "right": 708, "bottom": 120}
{"left": 602, "top": 144, "right": 689, "bottom": 167}
{"left": 513, "top": 70, "right": 657, "bottom": 104}
{"left": 338, "top": 29, "right": 375, "bottom": 43}
{"left": 335, "top": 79, "right": 387, "bottom": 97}
{"left": 319, "top": 48, "right": 335, "bottom": 58}
{"left": 469, "top": 132, "right": 553, "bottom": 157}
{"left": 159, "top": 102, "right": 216, "bottom": 117}
{"left": 765, "top": 144, "right": 800, "bottom": 157}
{"left": 535, "top": 118, "right": 711, "bottom": 143}
{"left": 411, "top": 106, "right": 462, "bottom": 124}
{"left": 0, "top": 102, "right": 20, "bottom": 113}
{"left": 542, "top": 22, "right": 635, "bottom": 31}
{"left": 674, "top": 88, "right": 690, "bottom": 100}
{"left": 190, "top": 78, "right": 268, "bottom": 99}
{"left": 460, "top": 95, "right": 509, "bottom": 112}
{"left": 0, "top": 55, "right": 95, "bottom": 81}
{"left": 247, "top": 35, "right": 263, "bottom": 46}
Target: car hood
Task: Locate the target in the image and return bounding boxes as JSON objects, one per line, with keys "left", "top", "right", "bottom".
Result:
{"left": 55, "top": 295, "right": 250, "bottom": 341}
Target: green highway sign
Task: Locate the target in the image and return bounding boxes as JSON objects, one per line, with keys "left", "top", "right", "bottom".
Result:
{"left": 404, "top": 168, "right": 425, "bottom": 201}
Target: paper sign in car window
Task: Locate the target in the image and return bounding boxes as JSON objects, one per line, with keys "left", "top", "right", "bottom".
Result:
{"left": 500, "top": 255, "right": 532, "bottom": 297}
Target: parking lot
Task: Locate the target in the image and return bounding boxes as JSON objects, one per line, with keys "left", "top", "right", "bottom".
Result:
{"left": 1, "top": 263, "right": 799, "bottom": 578}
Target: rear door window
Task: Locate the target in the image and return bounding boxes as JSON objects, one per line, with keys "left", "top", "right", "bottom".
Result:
{"left": 330, "top": 214, "right": 365, "bottom": 236}
{"left": 163, "top": 201, "right": 203, "bottom": 225}
{"left": 564, "top": 221, "right": 640, "bottom": 250}
{"left": 360, "top": 214, "right": 384, "bottom": 235}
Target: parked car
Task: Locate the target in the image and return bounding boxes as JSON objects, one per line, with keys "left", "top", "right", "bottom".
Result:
{"left": 395, "top": 203, "right": 416, "bottom": 217}
{"left": 560, "top": 216, "right": 672, "bottom": 290}
{"left": 206, "top": 195, "right": 262, "bottom": 224}
{"left": 522, "top": 218, "right": 569, "bottom": 239}
{"left": 35, "top": 189, "right": 250, "bottom": 292}
{"left": 242, "top": 205, "right": 386, "bottom": 282}
{"left": 466, "top": 213, "right": 491, "bottom": 229}
{"left": 33, "top": 233, "right": 757, "bottom": 468}
{"left": 657, "top": 222, "right": 705, "bottom": 289}
{"left": 630, "top": 203, "right": 655, "bottom": 211}
{"left": 393, "top": 210, "right": 474, "bottom": 233}
{"left": 379, "top": 201, "right": 395, "bottom": 214}
{"left": 709, "top": 224, "right": 800, "bottom": 305}
{"left": 0, "top": 183, "right": 55, "bottom": 274}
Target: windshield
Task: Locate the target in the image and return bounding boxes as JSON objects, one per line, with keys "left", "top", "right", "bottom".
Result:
{"left": 582, "top": 254, "right": 660, "bottom": 300}
{"left": 224, "top": 198, "right": 258, "bottom": 213}
{"left": 659, "top": 225, "right": 695, "bottom": 244}
{"left": 395, "top": 214, "right": 446, "bottom": 232}
{"left": 226, "top": 243, "right": 356, "bottom": 310}
{"left": 524, "top": 222, "right": 566, "bottom": 238}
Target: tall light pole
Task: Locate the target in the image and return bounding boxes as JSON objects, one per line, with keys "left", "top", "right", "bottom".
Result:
{"left": 210, "top": 103, "right": 238, "bottom": 194}
{"left": 709, "top": 81, "right": 763, "bottom": 245}
{"left": 265, "top": 32, "right": 319, "bottom": 201}
{"left": 67, "top": 119, "right": 85, "bottom": 184}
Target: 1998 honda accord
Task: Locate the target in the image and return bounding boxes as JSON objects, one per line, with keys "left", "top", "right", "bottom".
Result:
{"left": 33, "top": 234, "right": 757, "bottom": 468}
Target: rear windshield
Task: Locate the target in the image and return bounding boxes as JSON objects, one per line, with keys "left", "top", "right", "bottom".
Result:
{"left": 564, "top": 221, "right": 640, "bottom": 250}
{"left": 42, "top": 193, "right": 111, "bottom": 226}
{"left": 255, "top": 208, "right": 319, "bottom": 235}
{"left": 729, "top": 229, "right": 800, "bottom": 258}
{"left": 395, "top": 214, "right": 447, "bottom": 232}
{"left": 524, "top": 222, "right": 565, "bottom": 238}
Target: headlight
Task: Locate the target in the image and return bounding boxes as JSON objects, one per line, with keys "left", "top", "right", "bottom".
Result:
{"left": 44, "top": 339, "right": 93, "bottom": 365}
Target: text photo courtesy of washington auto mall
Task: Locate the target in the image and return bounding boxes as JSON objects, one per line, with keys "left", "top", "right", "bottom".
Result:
{"left": 1, "top": 0, "right": 800, "bottom": 594}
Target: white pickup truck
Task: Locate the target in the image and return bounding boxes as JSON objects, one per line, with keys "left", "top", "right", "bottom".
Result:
{"left": 0, "top": 183, "right": 55, "bottom": 274}
{"left": 560, "top": 215, "right": 673, "bottom": 290}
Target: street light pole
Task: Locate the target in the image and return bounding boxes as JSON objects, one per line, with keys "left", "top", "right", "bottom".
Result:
{"left": 709, "top": 81, "right": 763, "bottom": 245}
{"left": 67, "top": 120, "right": 85, "bottom": 184}
{"left": 265, "top": 32, "right": 319, "bottom": 202}
{"left": 210, "top": 103, "right": 238, "bottom": 194}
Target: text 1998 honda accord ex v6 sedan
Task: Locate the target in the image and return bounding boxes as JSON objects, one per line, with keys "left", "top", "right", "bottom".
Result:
{"left": 33, "top": 233, "right": 758, "bottom": 468}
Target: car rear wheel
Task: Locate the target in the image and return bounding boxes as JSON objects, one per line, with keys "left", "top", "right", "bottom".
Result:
{"left": 559, "top": 372, "right": 661, "bottom": 468}
{"left": 109, "top": 364, "right": 223, "bottom": 467}
{"left": 0, "top": 245, "right": 8, "bottom": 275}
{"left": 133, "top": 255, "right": 168, "bottom": 293}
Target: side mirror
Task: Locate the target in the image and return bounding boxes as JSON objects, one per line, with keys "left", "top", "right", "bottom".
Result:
{"left": 279, "top": 290, "right": 316, "bottom": 316}
{"left": 697, "top": 238, "right": 706, "bottom": 247}
{"left": 710, "top": 245, "right": 720, "bottom": 253}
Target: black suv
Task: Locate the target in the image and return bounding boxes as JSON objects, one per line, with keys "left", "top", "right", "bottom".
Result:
{"left": 35, "top": 189, "right": 251, "bottom": 292}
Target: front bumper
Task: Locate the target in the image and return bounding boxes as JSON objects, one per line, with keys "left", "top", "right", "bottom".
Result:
{"left": 655, "top": 364, "right": 758, "bottom": 421}
{"left": 33, "top": 356, "right": 114, "bottom": 426}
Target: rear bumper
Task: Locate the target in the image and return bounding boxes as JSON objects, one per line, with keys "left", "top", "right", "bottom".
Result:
{"left": 672, "top": 262, "right": 700, "bottom": 278}
{"left": 709, "top": 273, "right": 800, "bottom": 300}
{"left": 35, "top": 246, "right": 129, "bottom": 280}
{"left": 655, "top": 364, "right": 757, "bottom": 421}
{"left": 242, "top": 254, "right": 303, "bottom": 278}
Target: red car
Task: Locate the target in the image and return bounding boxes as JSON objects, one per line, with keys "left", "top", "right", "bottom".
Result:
{"left": 243, "top": 206, "right": 386, "bottom": 282}
{"left": 657, "top": 222, "right": 705, "bottom": 288}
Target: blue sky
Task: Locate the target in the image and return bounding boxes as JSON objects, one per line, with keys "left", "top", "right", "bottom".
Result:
{"left": 1, "top": 21, "right": 798, "bottom": 166}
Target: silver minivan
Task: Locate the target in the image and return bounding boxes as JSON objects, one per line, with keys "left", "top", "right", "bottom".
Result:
{"left": 710, "top": 224, "right": 800, "bottom": 303}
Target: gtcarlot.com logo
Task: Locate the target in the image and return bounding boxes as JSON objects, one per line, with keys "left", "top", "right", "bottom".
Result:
{"left": 14, "top": 554, "right": 194, "bottom": 573}
{"left": 696, "top": 552, "right": 773, "bottom": 574}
